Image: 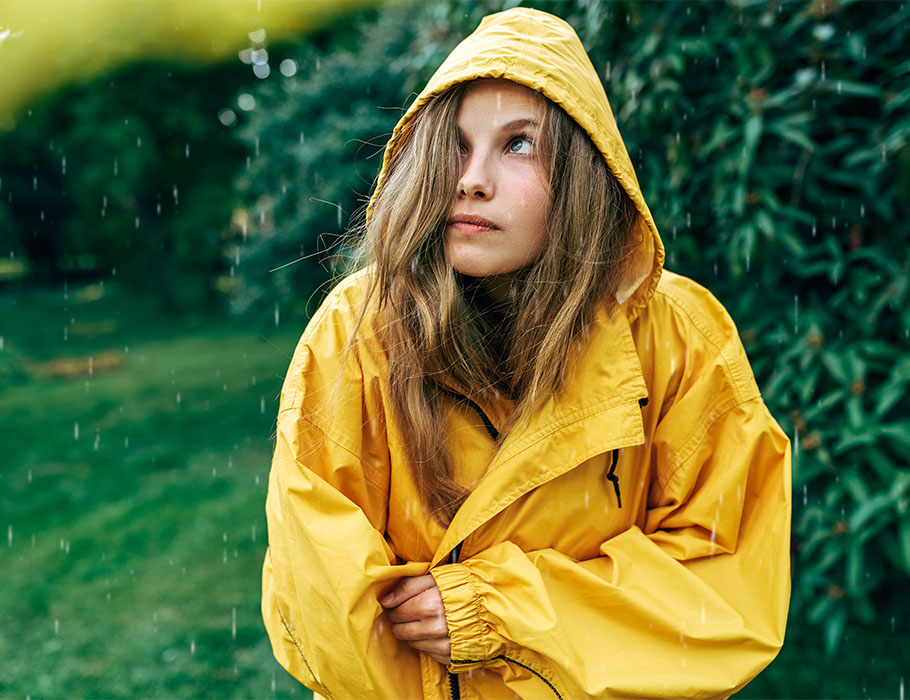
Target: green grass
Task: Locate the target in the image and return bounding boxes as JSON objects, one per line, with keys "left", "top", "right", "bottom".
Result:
{"left": 1, "top": 282, "right": 310, "bottom": 698}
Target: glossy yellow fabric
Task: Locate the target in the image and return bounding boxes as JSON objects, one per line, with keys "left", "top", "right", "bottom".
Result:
{"left": 262, "top": 7, "right": 791, "bottom": 699}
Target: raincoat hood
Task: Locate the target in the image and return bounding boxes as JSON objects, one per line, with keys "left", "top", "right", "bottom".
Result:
{"left": 371, "top": 7, "right": 664, "bottom": 320}
{"left": 263, "top": 9, "right": 791, "bottom": 700}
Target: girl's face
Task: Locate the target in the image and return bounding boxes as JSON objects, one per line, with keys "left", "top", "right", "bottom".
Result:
{"left": 445, "top": 80, "right": 551, "bottom": 287}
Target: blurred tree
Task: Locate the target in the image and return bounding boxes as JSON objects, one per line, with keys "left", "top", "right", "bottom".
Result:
{"left": 0, "top": 62, "right": 249, "bottom": 309}
{"left": 228, "top": 2, "right": 501, "bottom": 316}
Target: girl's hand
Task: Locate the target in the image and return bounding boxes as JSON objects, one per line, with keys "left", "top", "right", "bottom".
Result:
{"left": 381, "top": 575, "right": 451, "bottom": 665}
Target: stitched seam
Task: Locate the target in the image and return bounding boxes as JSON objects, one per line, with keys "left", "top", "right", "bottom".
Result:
{"left": 457, "top": 430, "right": 642, "bottom": 548}
{"left": 280, "top": 414, "right": 388, "bottom": 492}
{"left": 655, "top": 285, "right": 758, "bottom": 405}
{"left": 270, "top": 553, "right": 335, "bottom": 700}
{"left": 494, "top": 397, "right": 641, "bottom": 470}
{"left": 653, "top": 396, "right": 763, "bottom": 498}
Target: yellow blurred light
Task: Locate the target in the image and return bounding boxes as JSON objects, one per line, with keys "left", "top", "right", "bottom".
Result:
{"left": 0, "top": 0, "right": 371, "bottom": 131}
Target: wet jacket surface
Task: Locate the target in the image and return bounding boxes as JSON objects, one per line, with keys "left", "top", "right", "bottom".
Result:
{"left": 262, "top": 8, "right": 791, "bottom": 700}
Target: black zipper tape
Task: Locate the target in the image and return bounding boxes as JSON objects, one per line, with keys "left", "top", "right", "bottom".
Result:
{"left": 450, "top": 655, "right": 563, "bottom": 699}
{"left": 605, "top": 449, "right": 622, "bottom": 508}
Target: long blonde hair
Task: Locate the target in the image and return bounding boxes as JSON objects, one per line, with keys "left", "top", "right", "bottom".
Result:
{"left": 349, "top": 80, "right": 639, "bottom": 524}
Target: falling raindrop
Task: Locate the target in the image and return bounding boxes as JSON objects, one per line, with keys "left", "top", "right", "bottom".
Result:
{"left": 93, "top": 431, "right": 100, "bottom": 451}
{"left": 185, "top": 143, "right": 190, "bottom": 159}
{"left": 113, "top": 159, "right": 118, "bottom": 176}
{"left": 33, "top": 175, "right": 38, "bottom": 191}
{"left": 74, "top": 422, "right": 79, "bottom": 440}
{"left": 61, "top": 156, "right": 66, "bottom": 175}
{"left": 173, "top": 185, "right": 179, "bottom": 206}
{"left": 27, "top": 469, "right": 31, "bottom": 482}
{"left": 260, "top": 396, "right": 265, "bottom": 414}
{"left": 54, "top": 619, "right": 60, "bottom": 635}
{"left": 271, "top": 671, "right": 276, "bottom": 692}
{"left": 279, "top": 58, "right": 297, "bottom": 77}
{"left": 232, "top": 607, "right": 237, "bottom": 640}
{"left": 176, "top": 393, "right": 181, "bottom": 405}
{"left": 274, "top": 304, "right": 280, "bottom": 327}
{"left": 793, "top": 295, "right": 799, "bottom": 334}
{"left": 218, "top": 108, "right": 238, "bottom": 127}
{"left": 7, "top": 525, "right": 12, "bottom": 547}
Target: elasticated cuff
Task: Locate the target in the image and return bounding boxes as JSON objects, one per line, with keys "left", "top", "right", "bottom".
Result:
{"left": 430, "top": 563, "right": 492, "bottom": 663}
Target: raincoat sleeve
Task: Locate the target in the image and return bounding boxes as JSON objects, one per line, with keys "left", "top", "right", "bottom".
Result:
{"left": 430, "top": 289, "right": 792, "bottom": 699}
{"left": 261, "top": 279, "right": 426, "bottom": 700}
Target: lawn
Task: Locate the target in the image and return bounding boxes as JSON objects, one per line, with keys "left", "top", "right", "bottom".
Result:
{"left": 1, "top": 281, "right": 310, "bottom": 698}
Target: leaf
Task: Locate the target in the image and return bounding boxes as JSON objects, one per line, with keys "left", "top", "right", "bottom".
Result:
{"left": 899, "top": 515, "right": 910, "bottom": 575}
{"left": 821, "top": 352, "right": 849, "bottom": 384}
{"left": 804, "top": 389, "right": 847, "bottom": 422}
{"left": 848, "top": 493, "right": 892, "bottom": 533}
{"left": 831, "top": 80, "right": 883, "bottom": 98}
{"left": 841, "top": 472, "right": 870, "bottom": 504}
{"left": 877, "top": 423, "right": 910, "bottom": 449}
{"left": 767, "top": 122, "right": 816, "bottom": 152}
{"left": 824, "top": 607, "right": 847, "bottom": 655}
{"left": 739, "top": 115, "right": 764, "bottom": 175}
{"left": 846, "top": 541, "right": 864, "bottom": 592}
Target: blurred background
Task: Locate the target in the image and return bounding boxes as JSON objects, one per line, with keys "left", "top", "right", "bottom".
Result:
{"left": 1, "top": 0, "right": 908, "bottom": 697}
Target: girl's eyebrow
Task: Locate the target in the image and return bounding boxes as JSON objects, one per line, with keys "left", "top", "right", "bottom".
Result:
{"left": 499, "top": 117, "right": 540, "bottom": 132}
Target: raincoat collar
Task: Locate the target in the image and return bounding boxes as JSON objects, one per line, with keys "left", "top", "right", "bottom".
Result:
{"left": 370, "top": 7, "right": 665, "bottom": 322}
{"left": 431, "top": 302, "right": 648, "bottom": 567}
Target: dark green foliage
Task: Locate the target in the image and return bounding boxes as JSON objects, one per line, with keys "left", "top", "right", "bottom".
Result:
{"left": 0, "top": 61, "right": 248, "bottom": 309}
{"left": 228, "top": 3, "right": 502, "bottom": 316}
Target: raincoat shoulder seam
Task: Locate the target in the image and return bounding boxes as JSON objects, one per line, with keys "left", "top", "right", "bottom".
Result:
{"left": 653, "top": 281, "right": 757, "bottom": 405}
{"left": 654, "top": 395, "right": 765, "bottom": 496}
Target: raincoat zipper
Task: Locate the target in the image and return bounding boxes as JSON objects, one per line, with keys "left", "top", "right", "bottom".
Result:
{"left": 441, "top": 391, "right": 647, "bottom": 698}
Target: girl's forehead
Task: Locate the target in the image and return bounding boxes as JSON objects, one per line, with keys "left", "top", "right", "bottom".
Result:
{"left": 458, "top": 79, "right": 544, "bottom": 122}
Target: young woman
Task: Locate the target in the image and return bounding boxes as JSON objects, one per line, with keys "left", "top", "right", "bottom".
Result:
{"left": 262, "top": 8, "right": 791, "bottom": 700}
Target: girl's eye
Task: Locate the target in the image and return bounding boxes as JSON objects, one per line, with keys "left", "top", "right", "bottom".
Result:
{"left": 507, "top": 136, "right": 533, "bottom": 154}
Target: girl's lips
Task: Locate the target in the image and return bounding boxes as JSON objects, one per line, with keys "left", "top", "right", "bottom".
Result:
{"left": 448, "top": 215, "right": 499, "bottom": 233}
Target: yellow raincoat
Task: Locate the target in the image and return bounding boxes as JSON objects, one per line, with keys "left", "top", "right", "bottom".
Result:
{"left": 262, "top": 8, "right": 791, "bottom": 699}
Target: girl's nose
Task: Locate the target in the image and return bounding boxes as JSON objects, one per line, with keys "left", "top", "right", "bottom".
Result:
{"left": 458, "top": 153, "right": 494, "bottom": 199}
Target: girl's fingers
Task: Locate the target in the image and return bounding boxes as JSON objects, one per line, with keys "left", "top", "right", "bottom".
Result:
{"left": 390, "top": 617, "right": 449, "bottom": 641}
{"left": 386, "top": 587, "right": 445, "bottom": 623}
{"left": 380, "top": 574, "right": 437, "bottom": 608}
{"left": 403, "top": 636, "right": 451, "bottom": 663}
